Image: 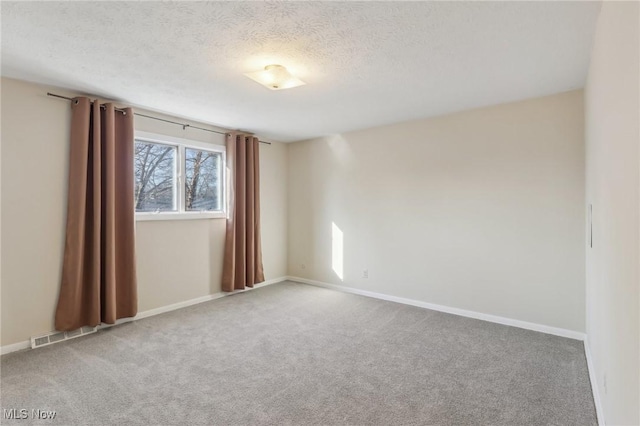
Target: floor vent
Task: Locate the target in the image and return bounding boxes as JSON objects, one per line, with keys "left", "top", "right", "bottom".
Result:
{"left": 30, "top": 326, "right": 98, "bottom": 349}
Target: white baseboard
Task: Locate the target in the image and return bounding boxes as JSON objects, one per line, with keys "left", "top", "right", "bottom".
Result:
{"left": 584, "top": 339, "right": 605, "bottom": 425}
{"left": 0, "top": 276, "right": 288, "bottom": 356}
{"left": 287, "top": 276, "right": 586, "bottom": 341}
{"left": 0, "top": 340, "right": 31, "bottom": 355}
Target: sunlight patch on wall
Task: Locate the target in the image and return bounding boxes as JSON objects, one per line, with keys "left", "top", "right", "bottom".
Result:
{"left": 332, "top": 222, "right": 344, "bottom": 281}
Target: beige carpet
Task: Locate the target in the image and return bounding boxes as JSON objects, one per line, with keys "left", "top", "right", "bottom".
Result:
{"left": 1, "top": 281, "right": 597, "bottom": 425}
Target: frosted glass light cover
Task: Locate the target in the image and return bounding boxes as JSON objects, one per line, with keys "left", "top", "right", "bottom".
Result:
{"left": 244, "top": 65, "right": 306, "bottom": 90}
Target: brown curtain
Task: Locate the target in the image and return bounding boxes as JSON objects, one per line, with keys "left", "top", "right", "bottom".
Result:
{"left": 222, "top": 133, "right": 265, "bottom": 291}
{"left": 55, "top": 97, "right": 138, "bottom": 331}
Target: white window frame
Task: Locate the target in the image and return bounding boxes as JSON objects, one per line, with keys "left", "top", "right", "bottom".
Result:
{"left": 134, "top": 131, "right": 226, "bottom": 221}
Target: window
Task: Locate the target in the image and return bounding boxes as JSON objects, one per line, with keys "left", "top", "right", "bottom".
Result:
{"left": 134, "top": 132, "right": 225, "bottom": 220}
{"left": 135, "top": 141, "right": 177, "bottom": 212}
{"left": 185, "top": 147, "right": 222, "bottom": 211}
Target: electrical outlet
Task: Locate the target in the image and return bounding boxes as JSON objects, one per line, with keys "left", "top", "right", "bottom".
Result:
{"left": 300, "top": 263, "right": 306, "bottom": 270}
{"left": 363, "top": 269, "right": 368, "bottom": 279}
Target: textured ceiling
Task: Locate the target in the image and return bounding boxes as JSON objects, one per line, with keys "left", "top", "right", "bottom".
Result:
{"left": 1, "top": 1, "right": 600, "bottom": 142}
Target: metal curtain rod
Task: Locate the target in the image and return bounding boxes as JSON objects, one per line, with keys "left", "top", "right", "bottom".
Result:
{"left": 46, "top": 92, "right": 271, "bottom": 145}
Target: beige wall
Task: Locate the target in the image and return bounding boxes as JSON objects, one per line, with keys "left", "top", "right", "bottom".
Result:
{"left": 288, "top": 90, "right": 586, "bottom": 332}
{"left": 584, "top": 1, "right": 640, "bottom": 424}
{"left": 0, "top": 77, "right": 288, "bottom": 346}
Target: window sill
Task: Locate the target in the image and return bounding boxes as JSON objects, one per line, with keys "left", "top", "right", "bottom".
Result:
{"left": 136, "top": 212, "right": 226, "bottom": 222}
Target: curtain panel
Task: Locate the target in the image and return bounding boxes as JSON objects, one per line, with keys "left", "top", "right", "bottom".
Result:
{"left": 222, "top": 133, "right": 265, "bottom": 291}
{"left": 55, "top": 97, "right": 138, "bottom": 330}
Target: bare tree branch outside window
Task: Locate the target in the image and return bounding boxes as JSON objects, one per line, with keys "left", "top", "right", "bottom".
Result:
{"left": 134, "top": 140, "right": 222, "bottom": 213}
{"left": 185, "top": 148, "right": 220, "bottom": 211}
{"left": 134, "top": 141, "right": 176, "bottom": 211}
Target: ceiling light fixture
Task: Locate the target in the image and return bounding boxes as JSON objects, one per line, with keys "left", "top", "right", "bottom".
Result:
{"left": 244, "top": 64, "right": 306, "bottom": 91}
